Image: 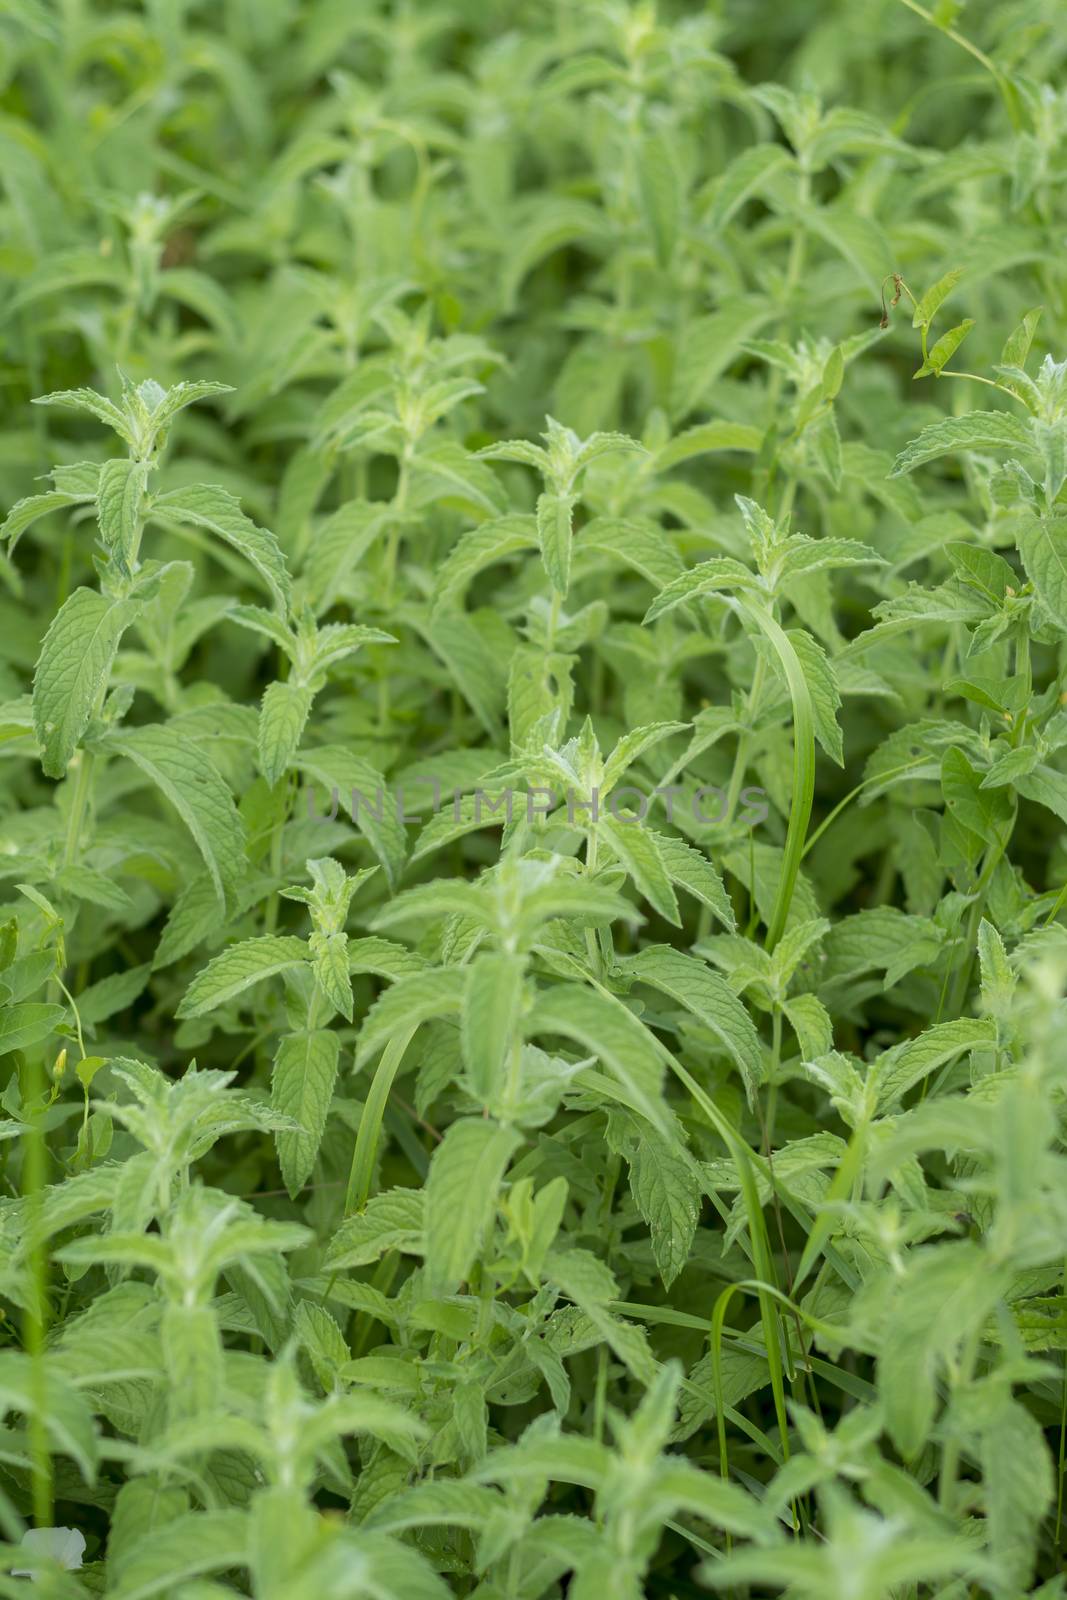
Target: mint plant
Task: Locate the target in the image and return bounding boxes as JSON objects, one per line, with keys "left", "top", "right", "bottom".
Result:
{"left": 0, "top": 2, "right": 1066, "bottom": 1596}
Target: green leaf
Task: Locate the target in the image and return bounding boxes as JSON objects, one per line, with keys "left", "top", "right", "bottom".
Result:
{"left": 577, "top": 515, "right": 685, "bottom": 589}
{"left": 424, "top": 1117, "right": 521, "bottom": 1294}
{"left": 981, "top": 1396, "right": 1054, "bottom": 1593}
{"left": 0, "top": 1350, "right": 97, "bottom": 1482}
{"left": 355, "top": 968, "right": 466, "bottom": 1065}
{"left": 76, "top": 964, "right": 150, "bottom": 1026}
{"left": 107, "top": 1509, "right": 248, "bottom": 1600}
{"left": 637, "top": 126, "right": 682, "bottom": 267}
{"left": 643, "top": 557, "right": 757, "bottom": 622}
{"left": 946, "top": 540, "right": 1019, "bottom": 601}
{"left": 911, "top": 266, "right": 964, "bottom": 327}
{"left": 326, "top": 1189, "right": 425, "bottom": 1269}
{"left": 309, "top": 929, "right": 352, "bottom": 1020}
{"left": 602, "top": 721, "right": 687, "bottom": 793}
{"left": 0, "top": 1001, "right": 65, "bottom": 1055}
{"left": 913, "top": 318, "right": 975, "bottom": 378}
{"left": 941, "top": 746, "right": 1013, "bottom": 844}
{"left": 874, "top": 1017, "right": 997, "bottom": 1111}
{"left": 545, "top": 1250, "right": 657, "bottom": 1382}
{"left": 177, "top": 936, "right": 308, "bottom": 1019}
{"left": 33, "top": 587, "right": 140, "bottom": 777}
{"left": 153, "top": 482, "right": 291, "bottom": 610}
{"left": 1, "top": 485, "right": 95, "bottom": 555}
{"left": 788, "top": 628, "right": 843, "bottom": 766}
{"left": 529, "top": 984, "right": 667, "bottom": 1133}
{"left": 147, "top": 379, "right": 235, "bottom": 431}
{"left": 598, "top": 815, "right": 680, "bottom": 925}
{"left": 462, "top": 951, "right": 525, "bottom": 1105}
{"left": 706, "top": 142, "right": 792, "bottom": 230}
{"left": 273, "top": 1029, "right": 341, "bottom": 1197}
{"left": 295, "top": 746, "right": 407, "bottom": 889}
{"left": 619, "top": 945, "right": 763, "bottom": 1106}
{"left": 96, "top": 457, "right": 149, "bottom": 571}
{"left": 889, "top": 410, "right": 1034, "bottom": 477}
{"left": 652, "top": 832, "right": 735, "bottom": 929}
{"left": 879, "top": 1243, "right": 1008, "bottom": 1457}
{"left": 536, "top": 490, "right": 575, "bottom": 595}
{"left": 162, "top": 1302, "right": 223, "bottom": 1422}
{"left": 999, "top": 306, "right": 1042, "bottom": 370}
{"left": 653, "top": 422, "right": 763, "bottom": 471}
{"left": 103, "top": 724, "right": 247, "bottom": 908}
{"left": 257, "top": 680, "right": 315, "bottom": 787}
{"left": 1016, "top": 514, "right": 1067, "bottom": 628}
{"left": 432, "top": 514, "right": 538, "bottom": 613}
{"left": 304, "top": 500, "right": 389, "bottom": 612}
{"left": 362, "top": 1481, "right": 503, "bottom": 1535}
{"left": 32, "top": 385, "right": 130, "bottom": 442}
{"left": 671, "top": 297, "right": 772, "bottom": 416}
{"left": 628, "top": 1128, "right": 701, "bottom": 1288}
{"left": 1013, "top": 764, "right": 1067, "bottom": 826}
{"left": 412, "top": 439, "right": 509, "bottom": 517}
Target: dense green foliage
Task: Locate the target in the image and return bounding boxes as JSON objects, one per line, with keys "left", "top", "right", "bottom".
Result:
{"left": 1, "top": 0, "right": 1067, "bottom": 1593}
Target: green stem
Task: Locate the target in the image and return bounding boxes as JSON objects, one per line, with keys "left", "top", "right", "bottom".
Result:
{"left": 938, "top": 1321, "right": 982, "bottom": 1511}
{"left": 794, "top": 1118, "right": 869, "bottom": 1290}
{"left": 597, "top": 1151, "right": 620, "bottom": 1235}
{"left": 264, "top": 774, "right": 292, "bottom": 936}
{"left": 378, "top": 450, "right": 412, "bottom": 731}
{"left": 942, "top": 832, "right": 1010, "bottom": 1022}
{"left": 1045, "top": 878, "right": 1067, "bottom": 928}
{"left": 584, "top": 973, "right": 791, "bottom": 1461}
{"left": 546, "top": 588, "right": 562, "bottom": 653}
{"left": 801, "top": 758, "right": 928, "bottom": 859}
{"left": 724, "top": 653, "right": 767, "bottom": 826}
{"left": 505, "top": 1036, "right": 523, "bottom": 1109}
{"left": 592, "top": 1343, "right": 609, "bottom": 1446}
{"left": 54, "top": 975, "right": 86, "bottom": 1063}
{"left": 1057, "top": 1256, "right": 1067, "bottom": 1550}
{"left": 350, "top": 1253, "right": 401, "bottom": 1357}
{"left": 62, "top": 749, "right": 95, "bottom": 869}
{"left": 775, "top": 474, "right": 798, "bottom": 525}
{"left": 382, "top": 450, "right": 411, "bottom": 612}
{"left": 895, "top": 0, "right": 1021, "bottom": 126}
{"left": 583, "top": 826, "right": 601, "bottom": 974}
{"left": 934, "top": 370, "right": 1025, "bottom": 402}
{"left": 22, "top": 1052, "right": 53, "bottom": 1527}
{"left": 735, "top": 600, "right": 815, "bottom": 951}
{"left": 1011, "top": 626, "right": 1032, "bottom": 749}
{"left": 757, "top": 169, "right": 810, "bottom": 505}
{"left": 345, "top": 1024, "right": 419, "bottom": 1216}
{"left": 782, "top": 168, "right": 811, "bottom": 324}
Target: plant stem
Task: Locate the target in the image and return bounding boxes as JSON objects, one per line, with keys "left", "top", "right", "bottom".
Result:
{"left": 724, "top": 653, "right": 767, "bottom": 826}
{"left": 22, "top": 1051, "right": 53, "bottom": 1527}
{"left": 934, "top": 370, "right": 1025, "bottom": 402}
{"left": 264, "top": 774, "right": 293, "bottom": 935}
{"left": 592, "top": 1343, "right": 609, "bottom": 1444}
{"left": 584, "top": 825, "right": 601, "bottom": 974}
{"left": 62, "top": 750, "right": 95, "bottom": 869}
{"left": 345, "top": 1024, "right": 419, "bottom": 1216}
{"left": 801, "top": 758, "right": 928, "bottom": 859}
{"left": 782, "top": 169, "right": 810, "bottom": 325}
{"left": 584, "top": 973, "right": 792, "bottom": 1461}
{"left": 938, "top": 1322, "right": 982, "bottom": 1511}
{"left": 378, "top": 450, "right": 412, "bottom": 730}
{"left": 382, "top": 450, "right": 411, "bottom": 612}
{"left": 735, "top": 602, "right": 815, "bottom": 951}
{"left": 896, "top": 0, "right": 1019, "bottom": 126}
{"left": 546, "top": 588, "right": 561, "bottom": 652}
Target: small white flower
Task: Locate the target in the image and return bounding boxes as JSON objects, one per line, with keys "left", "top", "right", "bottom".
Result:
{"left": 11, "top": 1526, "right": 86, "bottom": 1577}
